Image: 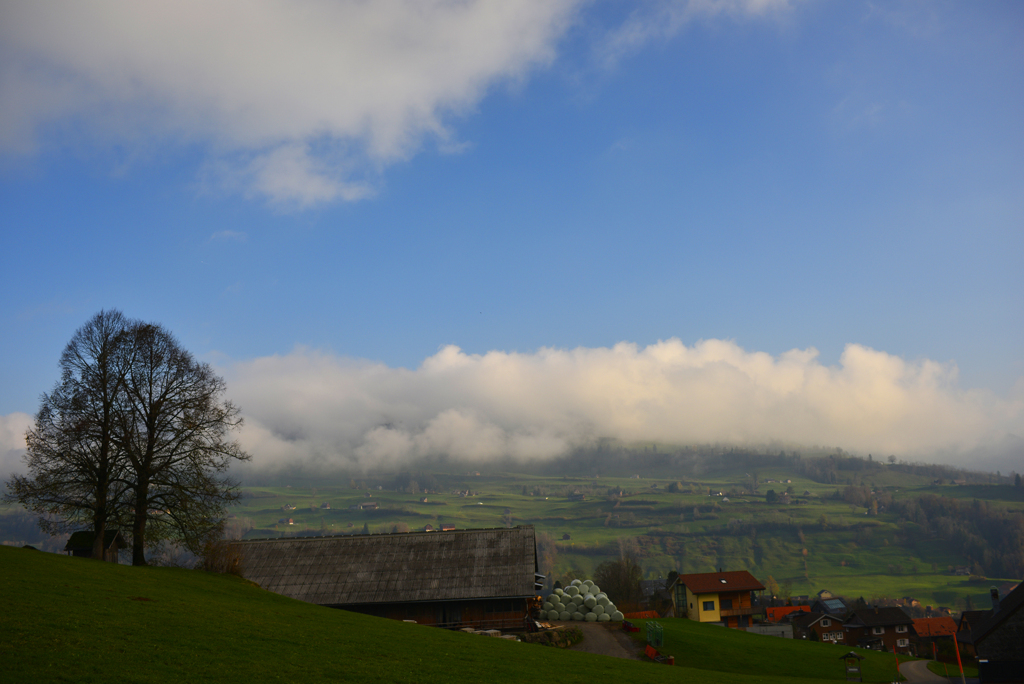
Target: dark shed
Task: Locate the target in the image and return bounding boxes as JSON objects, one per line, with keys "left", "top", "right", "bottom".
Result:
{"left": 64, "top": 530, "right": 126, "bottom": 563}
{"left": 231, "top": 525, "right": 539, "bottom": 630}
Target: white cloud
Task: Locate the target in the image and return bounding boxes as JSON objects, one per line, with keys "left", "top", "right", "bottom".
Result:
{"left": 0, "top": 1, "right": 579, "bottom": 205}
{"left": 602, "top": 0, "right": 795, "bottom": 65}
{"left": 0, "top": 413, "right": 32, "bottom": 479}
{"left": 221, "top": 340, "right": 1023, "bottom": 471}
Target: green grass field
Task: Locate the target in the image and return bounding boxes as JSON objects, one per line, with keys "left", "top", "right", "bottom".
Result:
{"left": 3, "top": 545, "right": 879, "bottom": 684}
{"left": 627, "top": 617, "right": 906, "bottom": 682}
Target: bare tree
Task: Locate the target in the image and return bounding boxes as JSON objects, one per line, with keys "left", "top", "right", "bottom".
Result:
{"left": 4, "top": 311, "right": 250, "bottom": 567}
{"left": 4, "top": 311, "right": 134, "bottom": 560}
{"left": 116, "top": 322, "right": 250, "bottom": 565}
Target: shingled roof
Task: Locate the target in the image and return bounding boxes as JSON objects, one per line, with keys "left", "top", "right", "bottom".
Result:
{"left": 674, "top": 570, "right": 765, "bottom": 594}
{"left": 231, "top": 526, "right": 538, "bottom": 607}
{"left": 913, "top": 617, "right": 957, "bottom": 638}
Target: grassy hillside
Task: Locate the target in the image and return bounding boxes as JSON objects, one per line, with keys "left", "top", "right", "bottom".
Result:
{"left": 2, "top": 545, "right": 861, "bottom": 684}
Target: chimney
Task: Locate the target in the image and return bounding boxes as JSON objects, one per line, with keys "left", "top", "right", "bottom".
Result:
{"left": 990, "top": 587, "right": 1000, "bottom": 611}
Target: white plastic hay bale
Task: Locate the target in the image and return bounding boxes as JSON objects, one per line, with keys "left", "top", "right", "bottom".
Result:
{"left": 590, "top": 584, "right": 600, "bottom": 595}
{"left": 543, "top": 602, "right": 553, "bottom": 612}
{"left": 595, "top": 592, "right": 606, "bottom": 600}
{"left": 583, "top": 579, "right": 594, "bottom": 587}
{"left": 584, "top": 596, "right": 597, "bottom": 609}
{"left": 570, "top": 579, "right": 582, "bottom": 587}
{"left": 554, "top": 588, "right": 564, "bottom": 596}
{"left": 566, "top": 586, "right": 579, "bottom": 597}
{"left": 593, "top": 605, "right": 605, "bottom": 615}
{"left": 559, "top": 610, "right": 571, "bottom": 621}
{"left": 597, "top": 597, "right": 610, "bottom": 608}
{"left": 597, "top": 613, "right": 611, "bottom": 622}
{"left": 572, "top": 595, "right": 585, "bottom": 606}
{"left": 612, "top": 611, "right": 624, "bottom": 621}
{"left": 573, "top": 611, "right": 585, "bottom": 621}
{"left": 546, "top": 610, "right": 559, "bottom": 620}
{"left": 585, "top": 612, "right": 597, "bottom": 622}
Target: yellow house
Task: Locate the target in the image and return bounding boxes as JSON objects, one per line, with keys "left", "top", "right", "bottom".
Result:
{"left": 672, "top": 570, "right": 764, "bottom": 628}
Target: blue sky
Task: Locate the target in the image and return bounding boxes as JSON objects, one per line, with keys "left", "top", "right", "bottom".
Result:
{"left": 1, "top": 1, "right": 1022, "bottom": 472}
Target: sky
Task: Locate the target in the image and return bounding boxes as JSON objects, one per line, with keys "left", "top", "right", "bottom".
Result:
{"left": 1, "top": 1, "right": 1022, "bottom": 476}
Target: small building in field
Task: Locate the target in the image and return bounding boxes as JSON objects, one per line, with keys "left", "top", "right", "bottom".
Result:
{"left": 440, "top": 523, "right": 456, "bottom": 531}
{"left": 64, "top": 530, "right": 126, "bottom": 563}
{"left": 672, "top": 570, "right": 764, "bottom": 628}
{"left": 359, "top": 501, "right": 379, "bottom": 511}
{"left": 231, "top": 526, "right": 540, "bottom": 631}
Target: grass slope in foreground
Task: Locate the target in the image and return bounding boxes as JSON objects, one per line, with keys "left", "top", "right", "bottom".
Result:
{"left": 5, "top": 546, "right": 880, "bottom": 684}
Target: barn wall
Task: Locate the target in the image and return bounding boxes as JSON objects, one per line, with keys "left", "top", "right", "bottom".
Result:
{"left": 336, "top": 598, "right": 529, "bottom": 631}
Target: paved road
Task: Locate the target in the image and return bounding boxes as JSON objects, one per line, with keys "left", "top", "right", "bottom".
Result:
{"left": 900, "top": 660, "right": 970, "bottom": 684}
{"left": 561, "top": 622, "right": 643, "bottom": 660}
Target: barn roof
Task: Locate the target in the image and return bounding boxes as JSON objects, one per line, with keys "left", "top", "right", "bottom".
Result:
{"left": 231, "top": 526, "right": 538, "bottom": 607}
{"left": 64, "top": 530, "right": 126, "bottom": 551}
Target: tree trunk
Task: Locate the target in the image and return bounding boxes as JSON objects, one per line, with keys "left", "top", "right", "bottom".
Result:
{"left": 132, "top": 482, "right": 148, "bottom": 566}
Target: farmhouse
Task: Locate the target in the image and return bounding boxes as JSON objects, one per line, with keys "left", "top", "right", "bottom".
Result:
{"left": 672, "top": 570, "right": 764, "bottom": 628}
{"left": 231, "top": 526, "right": 540, "bottom": 631}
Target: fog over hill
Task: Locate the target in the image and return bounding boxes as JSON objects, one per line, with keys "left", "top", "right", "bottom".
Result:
{"left": 3, "top": 338, "right": 1021, "bottom": 480}
{"left": 220, "top": 339, "right": 1022, "bottom": 474}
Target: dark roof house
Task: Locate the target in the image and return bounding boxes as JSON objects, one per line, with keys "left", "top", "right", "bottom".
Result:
{"left": 811, "top": 596, "right": 851, "bottom": 617}
{"left": 844, "top": 606, "right": 914, "bottom": 654}
{"left": 969, "top": 584, "right": 1024, "bottom": 683}
{"left": 231, "top": 525, "right": 539, "bottom": 631}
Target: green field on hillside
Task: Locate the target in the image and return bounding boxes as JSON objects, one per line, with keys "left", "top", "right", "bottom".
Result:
{"left": 3, "top": 545, "right": 871, "bottom": 684}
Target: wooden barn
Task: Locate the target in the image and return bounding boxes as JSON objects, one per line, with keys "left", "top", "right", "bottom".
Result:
{"left": 231, "top": 525, "right": 541, "bottom": 631}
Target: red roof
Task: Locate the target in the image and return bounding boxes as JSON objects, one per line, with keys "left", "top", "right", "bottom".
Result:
{"left": 676, "top": 570, "right": 765, "bottom": 594}
{"left": 766, "top": 605, "right": 811, "bottom": 622}
{"left": 913, "top": 617, "right": 957, "bottom": 637}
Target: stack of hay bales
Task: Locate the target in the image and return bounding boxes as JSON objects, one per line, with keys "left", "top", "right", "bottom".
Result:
{"left": 541, "top": 579, "right": 625, "bottom": 622}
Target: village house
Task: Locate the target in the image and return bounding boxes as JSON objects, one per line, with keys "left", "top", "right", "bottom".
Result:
{"left": 911, "top": 616, "right": 957, "bottom": 658}
{"left": 792, "top": 612, "right": 847, "bottom": 644}
{"left": 844, "top": 606, "right": 915, "bottom": 654}
{"left": 231, "top": 526, "right": 541, "bottom": 631}
{"left": 671, "top": 570, "right": 764, "bottom": 628}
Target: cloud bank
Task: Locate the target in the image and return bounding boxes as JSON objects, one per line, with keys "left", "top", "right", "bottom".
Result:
{"left": 0, "top": 1, "right": 579, "bottom": 205}
{"left": 0, "top": 413, "right": 31, "bottom": 479}
{"left": 221, "top": 340, "right": 1023, "bottom": 472}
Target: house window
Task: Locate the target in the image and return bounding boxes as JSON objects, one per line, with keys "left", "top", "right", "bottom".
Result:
{"left": 897, "top": 639, "right": 908, "bottom": 648}
{"left": 896, "top": 625, "right": 907, "bottom": 633}
{"left": 721, "top": 598, "right": 733, "bottom": 609}
{"left": 821, "top": 619, "right": 831, "bottom": 627}
{"left": 703, "top": 601, "right": 715, "bottom": 611}
{"left": 872, "top": 626, "right": 884, "bottom": 635}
